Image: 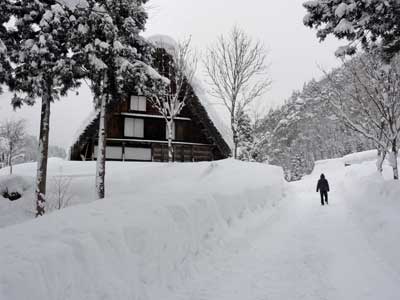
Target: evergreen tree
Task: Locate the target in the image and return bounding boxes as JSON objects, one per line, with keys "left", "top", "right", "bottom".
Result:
{"left": 303, "top": 0, "right": 400, "bottom": 60}
{"left": 237, "top": 110, "right": 253, "bottom": 160}
{"left": 0, "top": 0, "right": 80, "bottom": 216}
{"left": 69, "top": 0, "right": 164, "bottom": 199}
{"left": 0, "top": 2, "right": 11, "bottom": 94}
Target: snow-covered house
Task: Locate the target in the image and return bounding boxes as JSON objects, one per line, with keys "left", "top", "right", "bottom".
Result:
{"left": 69, "top": 38, "right": 231, "bottom": 162}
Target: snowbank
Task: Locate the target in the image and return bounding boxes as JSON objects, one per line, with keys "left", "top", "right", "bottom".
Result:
{"left": 313, "top": 151, "right": 400, "bottom": 282}
{"left": 342, "top": 149, "right": 377, "bottom": 166}
{"left": 0, "top": 158, "right": 97, "bottom": 228}
{"left": 0, "top": 159, "right": 284, "bottom": 300}
{"left": 340, "top": 158, "right": 400, "bottom": 272}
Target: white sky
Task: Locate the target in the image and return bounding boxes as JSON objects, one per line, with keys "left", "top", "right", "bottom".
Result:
{"left": 0, "top": 0, "right": 344, "bottom": 149}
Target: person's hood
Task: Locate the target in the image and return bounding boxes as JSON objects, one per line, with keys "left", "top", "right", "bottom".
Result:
{"left": 320, "top": 174, "right": 325, "bottom": 179}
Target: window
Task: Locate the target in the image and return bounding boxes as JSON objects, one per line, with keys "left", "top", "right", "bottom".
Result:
{"left": 130, "top": 95, "right": 147, "bottom": 111}
{"left": 93, "top": 146, "right": 123, "bottom": 160}
{"left": 144, "top": 118, "right": 165, "bottom": 140}
{"left": 175, "top": 121, "right": 189, "bottom": 141}
{"left": 165, "top": 121, "right": 175, "bottom": 140}
{"left": 124, "top": 118, "right": 144, "bottom": 138}
{"left": 124, "top": 147, "right": 152, "bottom": 161}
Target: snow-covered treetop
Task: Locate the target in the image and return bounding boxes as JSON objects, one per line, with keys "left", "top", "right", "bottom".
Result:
{"left": 68, "top": 0, "right": 156, "bottom": 102}
{"left": 0, "top": 0, "right": 81, "bottom": 107}
{"left": 59, "top": 0, "right": 89, "bottom": 10}
{"left": 303, "top": 0, "right": 400, "bottom": 60}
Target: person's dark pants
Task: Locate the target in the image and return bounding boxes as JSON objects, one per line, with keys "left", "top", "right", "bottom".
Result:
{"left": 320, "top": 191, "right": 328, "bottom": 205}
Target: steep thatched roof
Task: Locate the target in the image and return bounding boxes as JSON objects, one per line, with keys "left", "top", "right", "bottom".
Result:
{"left": 70, "top": 36, "right": 232, "bottom": 158}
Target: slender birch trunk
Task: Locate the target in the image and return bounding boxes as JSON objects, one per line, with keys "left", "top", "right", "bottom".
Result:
{"left": 36, "top": 82, "right": 51, "bottom": 217}
{"left": 95, "top": 93, "right": 107, "bottom": 199}
{"left": 167, "top": 120, "right": 173, "bottom": 162}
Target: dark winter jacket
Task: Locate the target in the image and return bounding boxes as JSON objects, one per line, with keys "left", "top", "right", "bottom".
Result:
{"left": 316, "top": 174, "right": 330, "bottom": 192}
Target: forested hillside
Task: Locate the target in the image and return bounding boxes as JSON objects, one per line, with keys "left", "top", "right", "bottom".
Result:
{"left": 251, "top": 67, "right": 374, "bottom": 181}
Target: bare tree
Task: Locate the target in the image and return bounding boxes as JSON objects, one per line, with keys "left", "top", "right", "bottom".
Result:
{"left": 204, "top": 26, "right": 271, "bottom": 158}
{"left": 48, "top": 174, "right": 73, "bottom": 211}
{"left": 0, "top": 119, "right": 26, "bottom": 175}
{"left": 322, "top": 51, "right": 400, "bottom": 179}
{"left": 148, "top": 38, "right": 197, "bottom": 162}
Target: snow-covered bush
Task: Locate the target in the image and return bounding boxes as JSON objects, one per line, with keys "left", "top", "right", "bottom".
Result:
{"left": 0, "top": 175, "right": 32, "bottom": 200}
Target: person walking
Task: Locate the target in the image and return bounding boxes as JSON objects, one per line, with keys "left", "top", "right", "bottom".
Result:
{"left": 316, "top": 174, "right": 330, "bottom": 206}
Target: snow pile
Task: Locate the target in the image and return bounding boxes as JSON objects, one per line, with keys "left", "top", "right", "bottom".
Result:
{"left": 342, "top": 149, "right": 377, "bottom": 166}
{"left": 340, "top": 157, "right": 400, "bottom": 269}
{"left": 313, "top": 151, "right": 400, "bottom": 279}
{"left": 0, "top": 174, "right": 32, "bottom": 196}
{"left": 0, "top": 174, "right": 34, "bottom": 227}
{"left": 0, "top": 159, "right": 284, "bottom": 300}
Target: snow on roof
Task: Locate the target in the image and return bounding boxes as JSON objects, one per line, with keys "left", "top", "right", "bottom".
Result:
{"left": 69, "top": 108, "right": 99, "bottom": 154}
{"left": 190, "top": 77, "right": 234, "bottom": 149}
{"left": 147, "top": 35, "right": 178, "bottom": 56}
{"left": 148, "top": 34, "right": 233, "bottom": 149}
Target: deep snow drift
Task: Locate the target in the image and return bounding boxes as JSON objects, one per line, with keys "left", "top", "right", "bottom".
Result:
{"left": 1, "top": 152, "right": 400, "bottom": 300}
{"left": 0, "top": 159, "right": 284, "bottom": 299}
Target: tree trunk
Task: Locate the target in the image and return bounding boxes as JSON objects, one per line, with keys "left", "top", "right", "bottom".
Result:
{"left": 376, "top": 149, "right": 387, "bottom": 173}
{"left": 8, "top": 145, "right": 12, "bottom": 175}
{"left": 95, "top": 93, "right": 107, "bottom": 199}
{"left": 36, "top": 83, "right": 51, "bottom": 217}
{"left": 376, "top": 121, "right": 387, "bottom": 173}
{"left": 231, "top": 113, "right": 238, "bottom": 159}
{"left": 391, "top": 139, "right": 399, "bottom": 180}
{"left": 167, "top": 120, "right": 173, "bottom": 162}
{"left": 232, "top": 127, "right": 238, "bottom": 159}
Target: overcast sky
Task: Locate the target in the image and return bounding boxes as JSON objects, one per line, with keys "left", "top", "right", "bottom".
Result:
{"left": 0, "top": 0, "right": 344, "bottom": 149}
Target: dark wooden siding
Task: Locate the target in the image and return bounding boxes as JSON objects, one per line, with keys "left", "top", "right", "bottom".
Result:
{"left": 152, "top": 144, "right": 214, "bottom": 162}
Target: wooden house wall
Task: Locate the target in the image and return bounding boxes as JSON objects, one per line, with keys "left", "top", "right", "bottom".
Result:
{"left": 105, "top": 99, "right": 210, "bottom": 144}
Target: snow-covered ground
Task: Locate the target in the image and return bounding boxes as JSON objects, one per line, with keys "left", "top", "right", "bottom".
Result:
{"left": 0, "top": 153, "right": 400, "bottom": 299}
{"left": 0, "top": 159, "right": 284, "bottom": 299}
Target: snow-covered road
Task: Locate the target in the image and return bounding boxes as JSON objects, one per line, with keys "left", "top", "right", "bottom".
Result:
{"left": 168, "top": 174, "right": 400, "bottom": 300}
